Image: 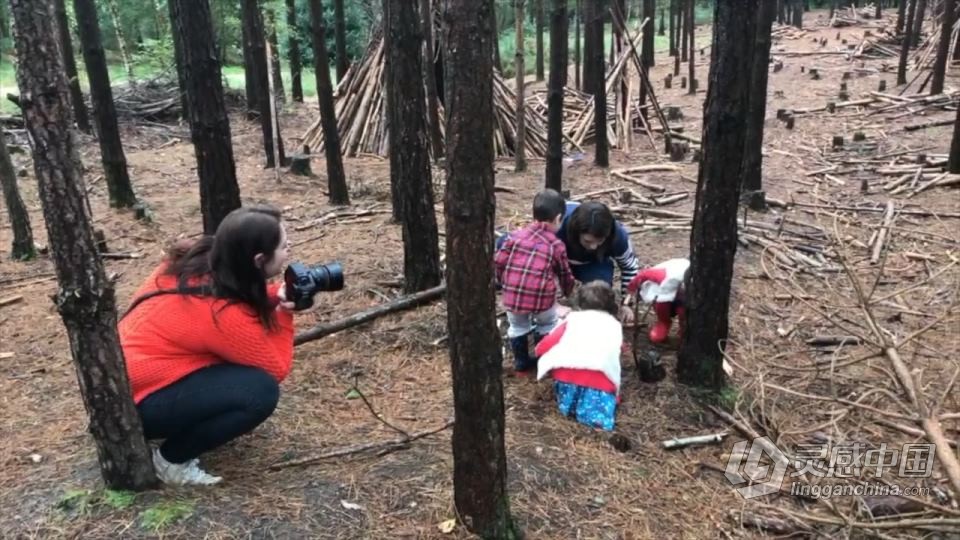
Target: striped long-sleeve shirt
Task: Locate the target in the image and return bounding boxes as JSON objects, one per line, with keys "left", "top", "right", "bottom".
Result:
{"left": 557, "top": 201, "right": 641, "bottom": 293}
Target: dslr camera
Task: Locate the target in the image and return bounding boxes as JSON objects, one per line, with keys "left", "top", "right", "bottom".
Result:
{"left": 283, "top": 261, "right": 344, "bottom": 310}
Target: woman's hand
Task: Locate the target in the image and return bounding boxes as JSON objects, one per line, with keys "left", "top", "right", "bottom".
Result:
{"left": 276, "top": 284, "right": 322, "bottom": 314}
{"left": 619, "top": 304, "right": 635, "bottom": 325}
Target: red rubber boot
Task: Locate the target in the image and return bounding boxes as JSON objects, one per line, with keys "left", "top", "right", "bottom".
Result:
{"left": 649, "top": 302, "right": 674, "bottom": 343}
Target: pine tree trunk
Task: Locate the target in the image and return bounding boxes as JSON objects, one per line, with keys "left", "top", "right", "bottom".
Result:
{"left": 54, "top": 0, "right": 91, "bottom": 133}
{"left": 105, "top": 0, "right": 135, "bottom": 84}
{"left": 583, "top": 0, "right": 595, "bottom": 94}
{"left": 681, "top": 0, "right": 688, "bottom": 61}
{"left": 386, "top": 0, "right": 442, "bottom": 294}
{"left": 241, "top": 18, "right": 258, "bottom": 118}
{"left": 830, "top": 0, "right": 837, "bottom": 18}
{"left": 0, "top": 125, "right": 34, "bottom": 260}
{"left": 515, "top": 0, "right": 528, "bottom": 172}
{"left": 442, "top": 0, "right": 519, "bottom": 535}
{"left": 168, "top": 0, "right": 189, "bottom": 118}
{"left": 677, "top": 0, "right": 755, "bottom": 390}
{"left": 286, "top": 0, "right": 304, "bottom": 103}
{"left": 74, "top": 0, "right": 138, "bottom": 208}
{"left": 266, "top": 8, "right": 285, "bottom": 104}
{"left": 954, "top": 16, "right": 960, "bottom": 60}
{"left": 791, "top": 0, "right": 803, "bottom": 28}
{"left": 492, "top": 2, "right": 503, "bottom": 72}
{"left": 778, "top": 0, "right": 786, "bottom": 24}
{"left": 741, "top": 0, "right": 774, "bottom": 210}
{"left": 172, "top": 0, "right": 242, "bottom": 233}
{"left": 545, "top": 0, "right": 567, "bottom": 189}
{"left": 949, "top": 104, "right": 960, "bottom": 173}
{"left": 536, "top": 0, "right": 546, "bottom": 81}
{"left": 643, "top": 0, "right": 655, "bottom": 67}
{"left": 9, "top": 0, "right": 157, "bottom": 490}
{"left": 592, "top": 0, "right": 608, "bottom": 166}
{"left": 659, "top": 6, "right": 665, "bottom": 35}
{"left": 875, "top": 1, "right": 882, "bottom": 19}
{"left": 669, "top": 0, "right": 677, "bottom": 56}
{"left": 687, "top": 0, "right": 695, "bottom": 94}
{"left": 930, "top": 0, "right": 955, "bottom": 94}
{"left": 334, "top": 0, "right": 349, "bottom": 81}
{"left": 421, "top": 0, "right": 443, "bottom": 161}
{"left": 911, "top": 0, "right": 927, "bottom": 46}
{"left": 575, "top": 0, "right": 582, "bottom": 90}
{"left": 242, "top": 0, "right": 284, "bottom": 168}
{"left": 898, "top": 0, "right": 917, "bottom": 85}
{"left": 897, "top": 0, "right": 907, "bottom": 33}
{"left": 309, "top": 0, "right": 350, "bottom": 205}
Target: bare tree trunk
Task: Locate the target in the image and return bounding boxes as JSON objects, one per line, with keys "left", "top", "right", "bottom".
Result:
{"left": 421, "top": 0, "right": 443, "bottom": 161}
{"left": 777, "top": 0, "right": 786, "bottom": 24}
{"left": 386, "top": 0, "right": 442, "bottom": 294}
{"left": 545, "top": 0, "right": 568, "bottom": 189}
{"left": 575, "top": 0, "right": 582, "bottom": 89}
{"left": 911, "top": 0, "right": 927, "bottom": 46}
{"left": 286, "top": 0, "right": 304, "bottom": 102}
{"left": 741, "top": 0, "right": 775, "bottom": 210}
{"left": 105, "top": 0, "right": 136, "bottom": 84}
{"left": 678, "top": 0, "right": 755, "bottom": 390}
{"left": 875, "top": 1, "right": 882, "bottom": 19}
{"left": 0, "top": 125, "right": 34, "bottom": 260}
{"left": 242, "top": 0, "right": 285, "bottom": 168}
{"left": 515, "top": 0, "right": 528, "bottom": 172}
{"left": 669, "top": 0, "right": 677, "bottom": 56}
{"left": 309, "top": 0, "right": 350, "bottom": 205}
{"left": 898, "top": 0, "right": 917, "bottom": 85}
{"left": 950, "top": 104, "right": 960, "bottom": 173}
{"left": 897, "top": 0, "right": 907, "bottom": 33}
{"left": 930, "top": 0, "right": 955, "bottom": 94}
{"left": 74, "top": 0, "right": 138, "bottom": 208}
{"left": 536, "top": 0, "right": 545, "bottom": 81}
{"left": 583, "top": 0, "right": 595, "bottom": 94}
{"left": 643, "top": 0, "right": 655, "bottom": 67}
{"left": 442, "top": 0, "right": 520, "bottom": 536}
{"left": 54, "top": 0, "right": 91, "bottom": 133}
{"left": 681, "top": 0, "right": 688, "bottom": 61}
{"left": 791, "top": 0, "right": 803, "bottom": 28}
{"left": 492, "top": 2, "right": 503, "bottom": 71}
{"left": 266, "top": 8, "right": 285, "bottom": 104}
{"left": 687, "top": 0, "right": 695, "bottom": 94}
{"left": 334, "top": 0, "right": 349, "bottom": 81}
{"left": 9, "top": 0, "right": 157, "bottom": 490}
{"left": 172, "top": 0, "right": 242, "bottom": 233}
{"left": 167, "top": 0, "right": 189, "bottom": 118}
{"left": 241, "top": 17, "right": 258, "bottom": 118}
{"left": 592, "top": 0, "right": 608, "bottom": 166}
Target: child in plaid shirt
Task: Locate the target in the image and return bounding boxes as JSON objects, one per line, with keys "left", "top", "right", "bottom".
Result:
{"left": 495, "top": 189, "right": 577, "bottom": 374}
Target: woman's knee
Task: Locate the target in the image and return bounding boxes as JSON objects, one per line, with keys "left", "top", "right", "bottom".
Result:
{"left": 232, "top": 367, "right": 280, "bottom": 421}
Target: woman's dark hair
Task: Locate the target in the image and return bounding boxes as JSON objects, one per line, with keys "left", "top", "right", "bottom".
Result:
{"left": 573, "top": 280, "right": 619, "bottom": 317}
{"left": 164, "top": 205, "right": 284, "bottom": 329}
{"left": 565, "top": 201, "right": 616, "bottom": 261}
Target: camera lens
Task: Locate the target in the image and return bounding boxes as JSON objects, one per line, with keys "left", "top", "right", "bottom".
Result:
{"left": 310, "top": 262, "right": 344, "bottom": 292}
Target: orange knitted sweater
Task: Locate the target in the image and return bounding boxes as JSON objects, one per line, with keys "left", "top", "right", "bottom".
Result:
{"left": 119, "top": 263, "right": 295, "bottom": 404}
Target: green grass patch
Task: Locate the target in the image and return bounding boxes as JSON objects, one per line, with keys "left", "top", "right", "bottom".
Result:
{"left": 54, "top": 488, "right": 138, "bottom": 515}
{"left": 139, "top": 499, "right": 195, "bottom": 532}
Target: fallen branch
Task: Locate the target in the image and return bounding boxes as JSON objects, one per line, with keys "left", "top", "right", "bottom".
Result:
{"left": 268, "top": 420, "right": 454, "bottom": 470}
{"left": 294, "top": 284, "right": 446, "bottom": 345}
{"left": 661, "top": 431, "right": 727, "bottom": 450}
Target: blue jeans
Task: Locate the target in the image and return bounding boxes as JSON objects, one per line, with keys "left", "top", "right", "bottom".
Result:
{"left": 506, "top": 305, "right": 559, "bottom": 338}
{"left": 137, "top": 364, "right": 280, "bottom": 463}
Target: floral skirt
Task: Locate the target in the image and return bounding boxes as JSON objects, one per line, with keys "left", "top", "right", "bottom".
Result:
{"left": 554, "top": 382, "right": 617, "bottom": 431}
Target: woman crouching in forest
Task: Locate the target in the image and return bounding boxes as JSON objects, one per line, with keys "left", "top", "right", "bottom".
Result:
{"left": 119, "top": 205, "right": 305, "bottom": 486}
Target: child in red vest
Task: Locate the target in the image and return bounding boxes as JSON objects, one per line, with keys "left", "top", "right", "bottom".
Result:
{"left": 626, "top": 258, "right": 689, "bottom": 344}
{"left": 535, "top": 281, "right": 622, "bottom": 431}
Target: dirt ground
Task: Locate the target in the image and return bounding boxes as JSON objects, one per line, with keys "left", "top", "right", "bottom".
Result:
{"left": 1, "top": 9, "right": 959, "bottom": 540}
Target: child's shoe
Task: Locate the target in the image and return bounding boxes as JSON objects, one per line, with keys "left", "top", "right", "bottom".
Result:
{"left": 649, "top": 302, "right": 674, "bottom": 343}
{"left": 510, "top": 334, "right": 536, "bottom": 375}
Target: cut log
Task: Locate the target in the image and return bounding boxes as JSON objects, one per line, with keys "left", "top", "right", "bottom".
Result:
{"left": 669, "top": 140, "right": 689, "bottom": 161}
{"left": 290, "top": 152, "right": 313, "bottom": 176}
{"left": 294, "top": 284, "right": 446, "bottom": 345}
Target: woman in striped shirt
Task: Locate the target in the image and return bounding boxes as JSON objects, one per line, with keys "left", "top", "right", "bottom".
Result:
{"left": 556, "top": 201, "right": 641, "bottom": 323}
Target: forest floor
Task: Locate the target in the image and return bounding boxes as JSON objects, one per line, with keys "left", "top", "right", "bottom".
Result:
{"left": 1, "top": 9, "right": 959, "bottom": 540}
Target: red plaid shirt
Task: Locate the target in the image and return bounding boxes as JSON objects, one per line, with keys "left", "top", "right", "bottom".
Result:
{"left": 495, "top": 222, "right": 576, "bottom": 313}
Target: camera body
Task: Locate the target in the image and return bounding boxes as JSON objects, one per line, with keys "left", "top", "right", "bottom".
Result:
{"left": 283, "top": 261, "right": 344, "bottom": 310}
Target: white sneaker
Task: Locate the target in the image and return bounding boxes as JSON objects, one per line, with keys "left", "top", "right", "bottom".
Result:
{"left": 152, "top": 448, "right": 223, "bottom": 486}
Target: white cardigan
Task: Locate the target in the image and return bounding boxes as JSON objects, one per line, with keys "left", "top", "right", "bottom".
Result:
{"left": 536, "top": 310, "right": 623, "bottom": 392}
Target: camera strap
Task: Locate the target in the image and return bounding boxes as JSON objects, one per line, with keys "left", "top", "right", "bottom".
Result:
{"left": 120, "top": 285, "right": 212, "bottom": 322}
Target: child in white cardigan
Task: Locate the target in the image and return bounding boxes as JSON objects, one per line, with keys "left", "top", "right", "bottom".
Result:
{"left": 535, "top": 281, "right": 623, "bottom": 431}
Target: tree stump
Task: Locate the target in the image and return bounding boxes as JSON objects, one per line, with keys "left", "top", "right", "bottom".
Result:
{"left": 664, "top": 74, "right": 672, "bottom": 88}
{"left": 773, "top": 60, "right": 783, "bottom": 73}
{"left": 842, "top": 38, "right": 848, "bottom": 45}
{"left": 690, "top": 79, "right": 698, "bottom": 92}
{"left": 810, "top": 69, "right": 820, "bottom": 80}
{"left": 842, "top": 71, "right": 851, "bottom": 80}
{"left": 680, "top": 76, "right": 687, "bottom": 89}
{"left": 665, "top": 106, "right": 683, "bottom": 121}
{"left": 692, "top": 147, "right": 702, "bottom": 162}
{"left": 669, "top": 141, "right": 689, "bottom": 161}
{"left": 832, "top": 135, "right": 844, "bottom": 149}
{"left": 776, "top": 108, "right": 788, "bottom": 120}
{"left": 916, "top": 153, "right": 927, "bottom": 164}
{"left": 836, "top": 32, "right": 841, "bottom": 40}
{"left": 853, "top": 131, "right": 866, "bottom": 142}
{"left": 839, "top": 90, "right": 850, "bottom": 101}
{"left": 784, "top": 114, "right": 795, "bottom": 130}
{"left": 290, "top": 153, "right": 313, "bottom": 176}
{"left": 878, "top": 80, "right": 887, "bottom": 92}
{"left": 860, "top": 177, "right": 869, "bottom": 193}
{"left": 801, "top": 66, "right": 806, "bottom": 73}
{"left": 827, "top": 102, "right": 837, "bottom": 113}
